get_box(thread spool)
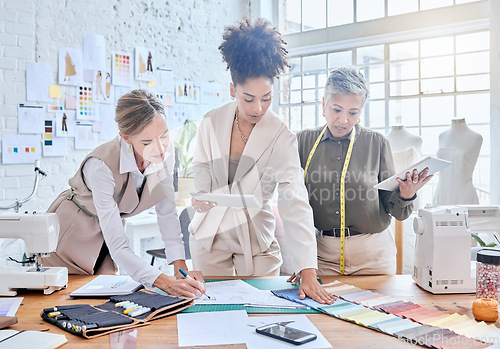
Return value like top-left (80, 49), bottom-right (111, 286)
top-left (472, 298), bottom-right (499, 322)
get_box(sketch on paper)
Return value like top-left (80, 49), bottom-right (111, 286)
top-left (55, 110), bottom-right (76, 138)
top-left (92, 69), bottom-right (113, 104)
top-left (135, 47), bottom-right (155, 82)
top-left (175, 80), bottom-right (200, 104)
top-left (58, 47), bottom-right (83, 86)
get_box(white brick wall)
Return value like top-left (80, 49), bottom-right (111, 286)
top-left (0, 0), bottom-right (250, 213)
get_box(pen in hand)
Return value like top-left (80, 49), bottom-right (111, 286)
top-left (179, 268), bottom-right (211, 299)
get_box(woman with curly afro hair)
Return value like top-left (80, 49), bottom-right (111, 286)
top-left (188, 18), bottom-right (334, 305)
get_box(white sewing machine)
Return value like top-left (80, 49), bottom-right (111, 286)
top-left (0, 212), bottom-right (68, 296)
top-left (413, 205), bottom-right (500, 294)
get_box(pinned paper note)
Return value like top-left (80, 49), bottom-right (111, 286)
top-left (18, 104), bottom-right (44, 134)
top-left (75, 121), bottom-right (98, 149)
top-left (42, 119), bottom-right (67, 157)
top-left (26, 62), bottom-right (52, 103)
top-left (65, 96), bottom-right (76, 110)
top-left (47, 105), bottom-right (63, 112)
top-left (49, 85), bottom-right (61, 98)
top-left (147, 79), bottom-right (157, 87)
top-left (135, 47), bottom-right (155, 82)
top-left (112, 51), bottom-right (132, 87)
top-left (2, 135), bottom-right (41, 164)
top-left (58, 47), bottom-right (83, 86)
top-left (55, 110), bottom-right (76, 138)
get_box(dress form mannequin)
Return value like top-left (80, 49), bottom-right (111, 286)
top-left (386, 125), bottom-right (423, 172)
top-left (433, 117), bottom-right (482, 205)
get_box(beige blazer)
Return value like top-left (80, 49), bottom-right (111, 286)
top-left (43, 137), bottom-right (165, 274)
top-left (189, 101), bottom-right (317, 274)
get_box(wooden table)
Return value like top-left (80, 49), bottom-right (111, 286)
top-left (5, 275), bottom-right (488, 348)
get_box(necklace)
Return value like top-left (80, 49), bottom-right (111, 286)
top-left (235, 108), bottom-right (249, 143)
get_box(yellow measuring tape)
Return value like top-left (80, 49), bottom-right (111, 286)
top-left (304, 125), bottom-right (356, 275)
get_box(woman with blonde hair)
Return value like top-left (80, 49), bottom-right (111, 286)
top-left (43, 89), bottom-right (206, 298)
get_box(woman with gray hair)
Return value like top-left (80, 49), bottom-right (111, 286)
top-left (294, 67), bottom-right (432, 276)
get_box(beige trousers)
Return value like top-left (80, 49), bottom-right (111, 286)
top-left (316, 228), bottom-right (396, 275)
top-left (190, 229), bottom-right (282, 277)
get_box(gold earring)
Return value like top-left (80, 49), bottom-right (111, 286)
top-left (128, 143), bottom-right (133, 153)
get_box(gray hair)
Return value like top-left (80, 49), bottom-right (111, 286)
top-left (324, 67), bottom-right (369, 104)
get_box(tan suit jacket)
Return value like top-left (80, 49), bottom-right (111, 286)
top-left (43, 137), bottom-right (165, 274)
top-left (189, 101), bottom-right (317, 274)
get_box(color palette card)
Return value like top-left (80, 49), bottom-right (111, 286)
top-left (76, 82), bottom-right (99, 121)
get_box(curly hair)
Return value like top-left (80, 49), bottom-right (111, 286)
top-left (219, 18), bottom-right (289, 85)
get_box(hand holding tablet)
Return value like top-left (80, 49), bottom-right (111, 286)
top-left (191, 192), bottom-right (262, 209)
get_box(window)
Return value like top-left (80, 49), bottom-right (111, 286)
top-left (279, 0), bottom-right (481, 34)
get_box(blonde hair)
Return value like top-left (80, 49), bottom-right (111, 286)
top-left (115, 89), bottom-right (165, 137)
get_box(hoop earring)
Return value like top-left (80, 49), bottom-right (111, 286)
top-left (128, 143), bottom-right (133, 153)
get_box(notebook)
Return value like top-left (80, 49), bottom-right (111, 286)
top-left (0, 330), bottom-right (67, 349)
top-left (70, 275), bottom-right (142, 297)
top-left (374, 156), bottom-right (451, 191)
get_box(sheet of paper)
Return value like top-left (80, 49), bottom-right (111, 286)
top-left (42, 118), bottom-right (68, 157)
top-left (26, 62), bottom-right (52, 103)
top-left (156, 68), bottom-right (175, 93)
top-left (177, 310), bottom-right (248, 347)
top-left (2, 134), bottom-right (41, 164)
top-left (135, 47), bottom-right (155, 82)
top-left (175, 80), bottom-right (200, 104)
top-left (18, 104), bottom-right (44, 134)
top-left (0, 298), bottom-right (23, 316)
top-left (98, 103), bottom-right (119, 141)
top-left (76, 82), bottom-right (99, 121)
top-left (65, 96), bottom-right (76, 110)
top-left (112, 51), bottom-right (132, 87)
top-left (49, 85), bottom-right (61, 98)
top-left (47, 105), bottom-right (63, 112)
top-left (194, 280), bottom-right (261, 305)
top-left (245, 290), bottom-right (308, 309)
top-left (83, 33), bottom-right (106, 70)
top-left (74, 121), bottom-right (98, 150)
top-left (58, 47), bottom-right (83, 86)
top-left (55, 110), bottom-right (76, 138)
top-left (200, 82), bottom-right (224, 105)
top-left (92, 69), bottom-right (113, 104)
top-left (244, 315), bottom-right (332, 349)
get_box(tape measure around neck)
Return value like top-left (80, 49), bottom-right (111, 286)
top-left (304, 125), bottom-right (356, 275)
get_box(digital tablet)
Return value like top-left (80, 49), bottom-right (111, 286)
top-left (191, 192), bottom-right (262, 208)
top-left (374, 156), bottom-right (451, 191)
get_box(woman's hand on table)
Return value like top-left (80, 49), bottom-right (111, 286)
top-left (292, 269), bottom-right (335, 304)
top-left (397, 167), bottom-right (433, 199)
top-left (191, 190), bottom-right (216, 213)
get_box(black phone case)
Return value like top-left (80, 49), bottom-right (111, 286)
top-left (256, 326), bottom-right (317, 346)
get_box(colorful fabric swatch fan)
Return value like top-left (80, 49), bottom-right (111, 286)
top-left (274, 281), bottom-right (499, 348)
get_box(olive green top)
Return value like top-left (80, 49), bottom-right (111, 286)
top-left (296, 124), bottom-right (415, 234)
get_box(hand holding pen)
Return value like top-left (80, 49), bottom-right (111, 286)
top-left (179, 268), bottom-right (211, 299)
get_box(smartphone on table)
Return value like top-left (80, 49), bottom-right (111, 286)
top-left (255, 323), bottom-right (317, 345)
